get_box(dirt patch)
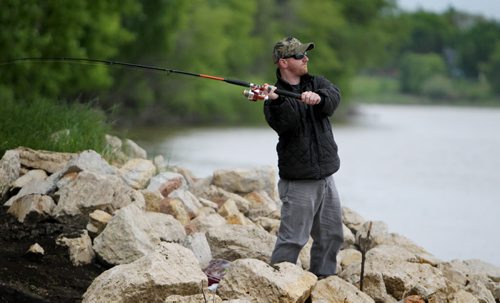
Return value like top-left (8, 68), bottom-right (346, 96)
top-left (0, 207), bottom-right (106, 303)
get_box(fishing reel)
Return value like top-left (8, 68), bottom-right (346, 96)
top-left (243, 84), bottom-right (275, 102)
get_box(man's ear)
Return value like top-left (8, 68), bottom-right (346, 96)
top-left (277, 59), bottom-right (288, 69)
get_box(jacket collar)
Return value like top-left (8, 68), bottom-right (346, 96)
top-left (275, 68), bottom-right (313, 90)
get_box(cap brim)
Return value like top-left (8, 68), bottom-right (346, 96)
top-left (305, 42), bottom-right (314, 51)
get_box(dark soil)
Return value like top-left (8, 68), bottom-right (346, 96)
top-left (0, 206), bottom-right (106, 303)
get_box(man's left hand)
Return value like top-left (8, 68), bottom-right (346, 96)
top-left (301, 91), bottom-right (321, 105)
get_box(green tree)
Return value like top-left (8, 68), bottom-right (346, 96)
top-left (104, 0), bottom-right (190, 116)
top-left (400, 11), bottom-right (456, 54)
top-left (0, 0), bottom-right (139, 101)
top-left (457, 20), bottom-right (500, 79)
top-left (399, 52), bottom-right (446, 94)
top-left (485, 42), bottom-right (500, 95)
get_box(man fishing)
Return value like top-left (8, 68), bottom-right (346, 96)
top-left (262, 36), bottom-right (344, 279)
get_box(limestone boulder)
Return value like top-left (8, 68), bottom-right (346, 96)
top-left (4, 169), bottom-right (62, 207)
top-left (53, 171), bottom-right (141, 217)
top-left (146, 172), bottom-right (187, 197)
top-left (0, 150), bottom-right (21, 199)
top-left (342, 206), bottom-right (366, 234)
top-left (196, 185), bottom-right (251, 214)
top-left (7, 194), bottom-right (55, 223)
top-left (16, 147), bottom-right (76, 174)
top-left (82, 242), bottom-right (207, 303)
top-left (164, 294), bottom-right (222, 303)
top-left (56, 230), bottom-right (95, 266)
top-left (311, 276), bottom-right (375, 303)
top-left (86, 209), bottom-right (113, 235)
top-left (212, 166), bottom-right (279, 201)
top-left (119, 158), bottom-right (156, 189)
top-left (123, 138), bottom-right (147, 159)
top-left (218, 199), bottom-right (253, 225)
top-left (188, 212), bottom-right (227, 233)
top-left (355, 221), bottom-right (389, 251)
top-left (381, 233), bottom-right (440, 265)
top-left (340, 254), bottom-right (448, 301)
top-left (217, 259), bottom-right (317, 303)
top-left (62, 150), bottom-right (116, 176)
top-left (168, 189), bottom-right (203, 218)
top-left (183, 232), bottom-right (212, 269)
top-left (206, 224), bottom-right (276, 262)
top-left (342, 223), bottom-right (356, 249)
top-left (337, 248), bottom-right (362, 270)
top-left (93, 203), bottom-right (186, 265)
top-left (11, 169), bottom-right (47, 190)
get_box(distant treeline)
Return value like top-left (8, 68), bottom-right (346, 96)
top-left (1, 0), bottom-right (499, 125)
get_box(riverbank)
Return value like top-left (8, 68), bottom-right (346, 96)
top-left (1, 145), bottom-right (499, 302)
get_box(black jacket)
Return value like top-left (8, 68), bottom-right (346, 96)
top-left (264, 70), bottom-right (341, 180)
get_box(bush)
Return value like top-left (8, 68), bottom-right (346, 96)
top-left (399, 52), bottom-right (446, 94)
top-left (421, 75), bottom-right (457, 99)
top-left (0, 99), bottom-right (111, 157)
top-left (485, 42), bottom-right (500, 95)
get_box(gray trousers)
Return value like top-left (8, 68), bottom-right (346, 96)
top-left (270, 175), bottom-right (343, 276)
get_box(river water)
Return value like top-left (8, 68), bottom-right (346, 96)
top-left (135, 104), bottom-right (500, 266)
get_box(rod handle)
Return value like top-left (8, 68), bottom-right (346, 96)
top-left (275, 88), bottom-right (302, 99)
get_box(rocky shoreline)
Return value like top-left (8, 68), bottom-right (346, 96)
top-left (0, 138), bottom-right (499, 303)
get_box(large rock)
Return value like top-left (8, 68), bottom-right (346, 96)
top-left (188, 212), bottom-right (227, 233)
top-left (195, 185), bottom-right (251, 214)
top-left (212, 166), bottom-right (278, 201)
top-left (439, 259), bottom-right (499, 302)
top-left (56, 230), bottom-right (95, 266)
top-left (340, 251), bottom-right (448, 300)
top-left (311, 276), bottom-right (375, 303)
top-left (0, 150), bottom-right (21, 199)
top-left (16, 147), bottom-right (76, 173)
top-left (62, 150), bottom-right (116, 176)
top-left (165, 294), bottom-right (222, 303)
top-left (381, 233), bottom-right (440, 265)
top-left (123, 138), bottom-right (147, 159)
top-left (93, 203), bottom-right (186, 265)
top-left (355, 221), bottom-right (389, 251)
top-left (4, 169), bottom-right (62, 207)
top-left (183, 232), bottom-right (212, 269)
top-left (7, 194), bottom-right (55, 223)
top-left (119, 158), bottom-right (156, 189)
top-left (146, 172), bottom-right (187, 196)
top-left (11, 169), bottom-right (47, 190)
top-left (218, 199), bottom-right (253, 225)
top-left (87, 209), bottom-right (113, 235)
top-left (342, 206), bottom-right (366, 234)
top-left (53, 171), bottom-right (141, 217)
top-left (217, 259), bottom-right (317, 303)
top-left (168, 189), bottom-right (203, 217)
top-left (244, 190), bottom-right (281, 222)
top-left (206, 224), bottom-right (276, 262)
top-left (82, 242), bottom-right (207, 303)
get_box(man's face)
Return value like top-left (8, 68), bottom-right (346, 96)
top-left (284, 53), bottom-right (309, 76)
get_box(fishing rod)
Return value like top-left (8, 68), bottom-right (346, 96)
top-left (1, 57), bottom-right (302, 101)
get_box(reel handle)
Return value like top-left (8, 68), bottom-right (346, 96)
top-left (242, 85), bottom-right (302, 102)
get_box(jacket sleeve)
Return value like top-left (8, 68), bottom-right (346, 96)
top-left (314, 76), bottom-right (341, 117)
top-left (264, 97), bottom-right (300, 135)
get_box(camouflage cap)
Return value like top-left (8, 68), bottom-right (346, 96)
top-left (272, 36), bottom-right (315, 63)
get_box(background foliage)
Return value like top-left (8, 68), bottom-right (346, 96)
top-left (1, 0), bottom-right (499, 130)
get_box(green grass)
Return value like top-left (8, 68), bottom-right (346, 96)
top-left (0, 98), bottom-right (112, 158)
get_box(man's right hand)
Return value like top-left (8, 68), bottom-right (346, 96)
top-left (263, 83), bottom-right (279, 100)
